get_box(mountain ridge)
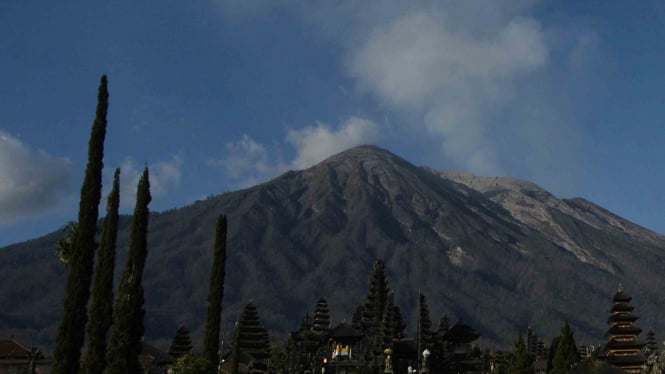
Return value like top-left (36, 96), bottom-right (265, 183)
top-left (436, 169), bottom-right (665, 273)
top-left (2, 145), bottom-right (664, 350)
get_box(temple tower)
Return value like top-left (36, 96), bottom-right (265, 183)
top-left (600, 284), bottom-right (646, 373)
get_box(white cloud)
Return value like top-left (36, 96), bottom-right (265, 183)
top-left (286, 117), bottom-right (379, 170)
top-left (208, 135), bottom-right (279, 188)
top-left (347, 6), bottom-right (550, 175)
top-left (0, 131), bottom-right (73, 225)
top-left (211, 117), bottom-right (380, 188)
top-left (152, 155), bottom-right (183, 194)
top-left (112, 155), bottom-right (183, 208)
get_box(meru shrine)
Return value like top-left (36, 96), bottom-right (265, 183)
top-left (598, 285), bottom-right (647, 373)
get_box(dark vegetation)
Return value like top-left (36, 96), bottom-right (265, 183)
top-left (81, 168), bottom-right (120, 374)
top-left (104, 167), bottom-right (151, 374)
top-left (52, 75), bottom-right (108, 374)
top-left (202, 215), bottom-right (228, 370)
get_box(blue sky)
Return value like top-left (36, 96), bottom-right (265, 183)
top-left (1, 1), bottom-right (664, 247)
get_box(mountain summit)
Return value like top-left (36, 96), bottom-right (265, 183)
top-left (2, 145), bottom-right (665, 348)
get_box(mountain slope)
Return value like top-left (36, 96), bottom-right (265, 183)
top-left (2, 145), bottom-right (665, 349)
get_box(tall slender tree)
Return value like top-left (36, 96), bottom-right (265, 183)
top-left (81, 169), bottom-right (120, 374)
top-left (417, 292), bottom-right (433, 358)
top-left (52, 75), bottom-right (109, 374)
top-left (550, 321), bottom-right (578, 374)
top-left (507, 330), bottom-right (533, 374)
top-left (104, 168), bottom-right (151, 374)
top-left (202, 214), bottom-right (228, 370)
top-left (230, 321), bottom-right (240, 374)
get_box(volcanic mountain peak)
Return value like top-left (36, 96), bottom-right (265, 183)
top-left (3, 144), bottom-right (665, 349)
top-left (293, 146), bottom-right (661, 271)
top-left (306, 145), bottom-right (417, 181)
top-left (296, 145), bottom-right (441, 206)
top-left (318, 144), bottom-right (397, 163)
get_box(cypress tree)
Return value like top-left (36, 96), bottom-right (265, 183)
top-left (202, 214), bottom-right (228, 370)
top-left (506, 330), bottom-right (533, 374)
top-left (81, 168), bottom-right (120, 374)
top-left (52, 75), bottom-right (109, 374)
top-left (417, 292), bottom-right (433, 356)
top-left (104, 168), bottom-right (151, 374)
top-left (169, 325), bottom-right (194, 359)
top-left (546, 336), bottom-right (560, 372)
top-left (550, 321), bottom-right (578, 374)
top-left (230, 321), bottom-right (240, 374)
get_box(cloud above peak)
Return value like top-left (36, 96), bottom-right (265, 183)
top-left (323, 1), bottom-right (584, 192)
top-left (213, 0), bottom-right (588, 193)
top-left (286, 117), bottom-right (379, 170)
top-left (345, 6), bottom-right (555, 176)
top-left (211, 117), bottom-right (380, 188)
top-left (209, 135), bottom-right (277, 188)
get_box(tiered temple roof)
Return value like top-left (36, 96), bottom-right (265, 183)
top-left (600, 284), bottom-right (646, 373)
top-left (442, 321), bottom-right (481, 345)
top-left (329, 322), bottom-right (364, 343)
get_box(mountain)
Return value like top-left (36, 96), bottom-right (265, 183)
top-left (2, 145), bottom-right (665, 350)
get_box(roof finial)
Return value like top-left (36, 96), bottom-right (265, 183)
top-left (618, 283), bottom-right (624, 293)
